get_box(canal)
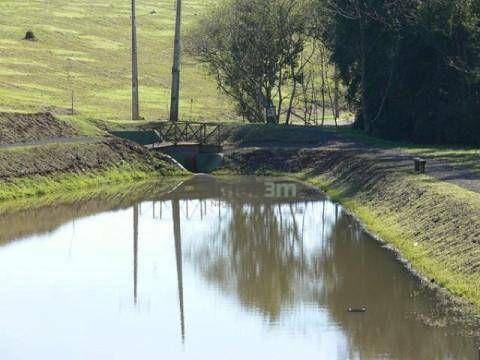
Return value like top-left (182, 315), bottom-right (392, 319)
top-left (0, 176), bottom-right (475, 359)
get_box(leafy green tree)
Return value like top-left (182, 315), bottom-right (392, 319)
top-left (323, 0), bottom-right (480, 144)
top-left (187, 0), bottom-right (310, 123)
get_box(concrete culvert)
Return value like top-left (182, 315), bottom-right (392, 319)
top-left (23, 30), bottom-right (37, 41)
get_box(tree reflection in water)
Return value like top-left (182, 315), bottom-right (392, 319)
top-left (0, 175), bottom-right (473, 359)
top-left (180, 178), bottom-right (473, 360)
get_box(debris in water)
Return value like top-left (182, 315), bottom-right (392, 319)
top-left (347, 307), bottom-right (367, 313)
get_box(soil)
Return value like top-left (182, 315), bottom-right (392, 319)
top-left (0, 137), bottom-right (177, 180)
top-left (0, 112), bottom-right (180, 180)
top-left (0, 112), bottom-right (79, 144)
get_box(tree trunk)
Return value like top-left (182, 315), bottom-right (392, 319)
top-left (286, 66), bottom-right (297, 125)
top-left (358, 11), bottom-right (370, 132)
top-left (277, 71), bottom-right (284, 123)
top-left (320, 48), bottom-right (326, 126)
top-left (334, 65), bottom-right (340, 126)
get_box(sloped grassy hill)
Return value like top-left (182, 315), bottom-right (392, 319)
top-left (0, 0), bottom-right (235, 121)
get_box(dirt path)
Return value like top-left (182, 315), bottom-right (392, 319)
top-left (0, 136), bottom-right (102, 150)
top-left (228, 131), bottom-right (480, 194)
top-left (418, 156), bottom-right (480, 193)
top-left (368, 145), bottom-right (480, 194)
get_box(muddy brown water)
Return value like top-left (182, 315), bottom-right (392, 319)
top-left (0, 176), bottom-right (476, 359)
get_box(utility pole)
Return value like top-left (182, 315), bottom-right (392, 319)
top-left (131, 0), bottom-right (140, 120)
top-left (169, 0), bottom-right (182, 122)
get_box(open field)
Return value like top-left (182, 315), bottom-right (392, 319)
top-left (0, 0), bottom-right (237, 122)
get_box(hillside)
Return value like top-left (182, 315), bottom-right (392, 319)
top-left (0, 0), bottom-right (236, 122)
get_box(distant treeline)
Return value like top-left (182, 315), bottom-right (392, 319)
top-left (190, 0), bottom-right (480, 144)
top-left (326, 0), bottom-right (480, 144)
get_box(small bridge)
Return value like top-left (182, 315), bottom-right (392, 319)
top-left (150, 121), bottom-right (224, 147)
top-left (111, 121), bottom-right (225, 173)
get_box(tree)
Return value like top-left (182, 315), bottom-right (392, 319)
top-left (187, 0), bottom-right (310, 123)
top-left (322, 0), bottom-right (480, 144)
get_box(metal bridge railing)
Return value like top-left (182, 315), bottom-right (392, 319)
top-left (153, 121), bottom-right (223, 146)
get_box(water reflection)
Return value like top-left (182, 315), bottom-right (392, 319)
top-left (0, 176), bottom-right (476, 359)
top-left (133, 205), bottom-right (139, 305)
top-left (133, 199), bottom-right (186, 342)
top-left (172, 199), bottom-right (186, 343)
top-left (185, 192), bottom-right (473, 359)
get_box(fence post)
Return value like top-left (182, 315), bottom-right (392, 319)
top-left (216, 125), bottom-right (221, 146)
top-left (174, 123), bottom-right (179, 145)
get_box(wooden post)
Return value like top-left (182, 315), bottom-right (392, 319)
top-left (70, 90), bottom-right (74, 115)
top-left (174, 123), bottom-right (179, 145)
top-left (131, 0), bottom-right (140, 120)
top-left (169, 0), bottom-right (182, 122)
top-left (184, 123), bottom-right (188, 142)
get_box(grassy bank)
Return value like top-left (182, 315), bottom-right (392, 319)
top-left (220, 146), bottom-right (480, 320)
top-left (305, 173), bottom-right (480, 308)
top-left (0, 112), bottom-right (185, 202)
top-left (0, 0), bottom-right (236, 122)
top-left (0, 161), bottom-right (182, 202)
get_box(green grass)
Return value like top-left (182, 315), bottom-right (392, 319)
top-left (57, 115), bottom-right (105, 136)
top-left (0, 0), bottom-right (237, 122)
top-left (0, 161), bottom-right (183, 202)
